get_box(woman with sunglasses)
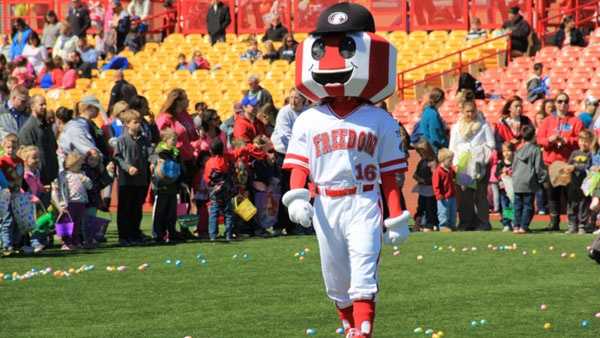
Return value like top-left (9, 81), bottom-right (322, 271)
top-left (536, 92), bottom-right (584, 231)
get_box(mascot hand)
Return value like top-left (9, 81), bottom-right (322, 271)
top-left (282, 189), bottom-right (314, 228)
top-left (383, 210), bottom-right (410, 245)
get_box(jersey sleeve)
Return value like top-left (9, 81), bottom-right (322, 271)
top-left (282, 116), bottom-right (309, 172)
top-left (378, 115), bottom-right (408, 175)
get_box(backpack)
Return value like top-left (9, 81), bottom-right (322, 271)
top-left (409, 121), bottom-right (422, 145)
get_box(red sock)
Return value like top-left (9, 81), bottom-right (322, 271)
top-left (336, 305), bottom-right (355, 334)
top-left (353, 300), bottom-right (375, 338)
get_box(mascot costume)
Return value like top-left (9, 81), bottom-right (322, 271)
top-left (281, 3), bottom-right (410, 338)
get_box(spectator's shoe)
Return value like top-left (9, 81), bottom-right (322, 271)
top-left (578, 228), bottom-right (587, 235)
top-left (439, 227), bottom-right (453, 233)
top-left (21, 246), bottom-right (33, 255)
top-left (565, 227), bottom-right (577, 234)
top-left (271, 229), bottom-right (283, 237)
top-left (545, 216), bottom-right (561, 231)
top-left (225, 234), bottom-right (233, 242)
top-left (118, 239), bottom-right (130, 247)
top-left (503, 226), bottom-right (511, 232)
top-left (60, 244), bottom-right (73, 251)
top-left (33, 243), bottom-right (45, 253)
top-left (254, 228), bottom-right (271, 238)
top-left (2, 247), bottom-right (14, 256)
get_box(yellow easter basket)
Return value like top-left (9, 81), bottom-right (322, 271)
top-left (232, 195), bottom-right (257, 222)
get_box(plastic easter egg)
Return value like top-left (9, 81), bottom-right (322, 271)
top-left (393, 251), bottom-right (400, 256)
top-left (522, 251), bottom-right (528, 255)
top-left (569, 253), bottom-right (576, 259)
top-left (304, 248), bottom-right (310, 252)
top-left (471, 247), bottom-right (477, 251)
top-left (540, 304), bottom-right (547, 311)
top-left (437, 331), bottom-right (444, 337)
top-left (299, 256), bottom-right (305, 261)
top-left (595, 312), bottom-right (600, 318)
top-left (165, 259), bottom-right (172, 264)
top-left (117, 266), bottom-right (126, 272)
top-left (294, 252), bottom-right (300, 257)
top-left (413, 327), bottom-right (423, 334)
top-left (532, 250), bottom-right (537, 255)
top-left (305, 328), bottom-right (317, 336)
top-left (299, 251), bottom-right (305, 257)
top-left (175, 260), bottom-right (182, 267)
top-left (432, 334), bottom-right (439, 338)
top-left (581, 320), bottom-right (590, 328)
top-left (549, 246), bottom-right (555, 251)
top-left (416, 255), bottom-right (423, 262)
top-left (451, 248), bottom-right (456, 252)
top-left (480, 319), bottom-right (487, 325)
top-left (424, 329), bottom-right (434, 336)
top-left (242, 253), bottom-right (250, 260)
top-left (336, 327), bottom-right (344, 335)
top-left (393, 246), bottom-right (399, 251)
top-left (544, 322), bottom-right (552, 330)
top-left (433, 245), bottom-right (438, 250)
top-left (560, 252), bottom-right (567, 258)
top-left (199, 259), bottom-right (208, 265)
top-left (470, 320), bottom-right (478, 327)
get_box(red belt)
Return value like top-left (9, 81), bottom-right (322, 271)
top-left (316, 184), bottom-right (375, 197)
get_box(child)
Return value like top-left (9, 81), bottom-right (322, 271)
top-left (11, 56), bottom-right (34, 88)
top-left (240, 40), bottom-right (262, 62)
top-left (20, 146), bottom-right (49, 252)
top-left (175, 53), bottom-right (188, 71)
top-left (204, 139), bottom-right (236, 241)
top-left (151, 128), bottom-right (181, 244)
top-left (432, 148), bottom-right (456, 232)
top-left (512, 125), bottom-right (548, 234)
top-left (0, 134), bottom-right (37, 254)
top-left (193, 151), bottom-right (210, 238)
top-left (412, 139), bottom-right (438, 232)
top-left (526, 63), bottom-right (550, 103)
top-left (82, 149), bottom-right (112, 245)
top-left (188, 50), bottom-right (211, 72)
top-left (52, 152), bottom-right (93, 250)
top-left (114, 109), bottom-right (151, 246)
top-left (566, 129), bottom-right (594, 234)
top-left (497, 142), bottom-right (515, 232)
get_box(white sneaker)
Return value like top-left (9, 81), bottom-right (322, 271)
top-left (502, 226), bottom-right (511, 232)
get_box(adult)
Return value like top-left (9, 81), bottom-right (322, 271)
top-left (494, 96), bottom-right (533, 148)
top-left (233, 96), bottom-right (266, 144)
top-left (18, 95), bottom-right (59, 190)
top-left (262, 41), bottom-right (279, 62)
top-left (194, 108), bottom-right (227, 153)
top-left (244, 75), bottom-right (274, 108)
top-left (58, 96), bottom-right (108, 161)
top-left (261, 15), bottom-right (289, 42)
top-left (536, 92), bottom-right (584, 231)
top-left (457, 72), bottom-right (485, 99)
top-left (109, 0), bottom-right (131, 53)
top-left (155, 88), bottom-right (199, 180)
top-left (21, 32), bottom-right (48, 75)
top-left (206, 0), bottom-right (231, 45)
top-left (578, 95), bottom-right (598, 129)
top-left (449, 100), bottom-right (495, 231)
top-left (0, 85), bottom-right (30, 139)
top-left (270, 88), bottom-right (307, 236)
top-left (108, 70), bottom-right (137, 111)
top-left (52, 22), bottom-right (79, 61)
top-left (552, 15), bottom-right (585, 48)
top-left (10, 18), bottom-right (32, 61)
top-left (416, 88), bottom-right (448, 153)
top-left (68, 0), bottom-right (91, 39)
top-left (502, 6), bottom-right (531, 57)
top-left (278, 34), bottom-right (298, 62)
top-left (42, 11), bottom-right (62, 50)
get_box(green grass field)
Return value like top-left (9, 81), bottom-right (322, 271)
top-left (1, 215), bottom-right (600, 338)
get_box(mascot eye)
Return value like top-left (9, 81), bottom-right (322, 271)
top-left (311, 39), bottom-right (325, 60)
top-left (339, 37), bottom-right (356, 59)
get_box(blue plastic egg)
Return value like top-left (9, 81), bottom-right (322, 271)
top-left (335, 327), bottom-right (344, 335)
top-left (305, 328), bottom-right (316, 336)
top-left (581, 320), bottom-right (590, 328)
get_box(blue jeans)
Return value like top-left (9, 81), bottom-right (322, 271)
top-left (535, 189), bottom-right (547, 213)
top-left (437, 197), bottom-right (456, 230)
top-left (0, 202), bottom-right (15, 249)
top-left (514, 193), bottom-right (534, 230)
top-left (208, 197), bottom-right (234, 240)
top-left (500, 190), bottom-right (512, 229)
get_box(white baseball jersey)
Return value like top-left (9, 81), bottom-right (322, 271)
top-left (282, 104), bottom-right (408, 185)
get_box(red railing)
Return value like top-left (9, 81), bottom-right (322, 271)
top-left (538, 0), bottom-right (600, 47)
top-left (396, 34), bottom-right (511, 100)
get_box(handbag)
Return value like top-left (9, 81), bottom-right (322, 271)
top-left (55, 212), bottom-right (74, 237)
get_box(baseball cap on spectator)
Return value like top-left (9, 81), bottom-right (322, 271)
top-left (80, 95), bottom-right (105, 113)
top-left (241, 96), bottom-right (258, 107)
top-left (585, 95), bottom-right (599, 106)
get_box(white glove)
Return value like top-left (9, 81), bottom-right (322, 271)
top-left (282, 188), bottom-right (314, 228)
top-left (383, 210), bottom-right (411, 245)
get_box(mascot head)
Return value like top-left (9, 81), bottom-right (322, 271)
top-left (295, 2), bottom-right (397, 104)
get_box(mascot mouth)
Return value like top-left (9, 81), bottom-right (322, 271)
top-left (311, 67), bottom-right (353, 86)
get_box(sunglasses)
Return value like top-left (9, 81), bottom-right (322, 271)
top-left (556, 100), bottom-right (569, 104)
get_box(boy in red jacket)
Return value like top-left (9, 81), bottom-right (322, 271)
top-left (433, 148), bottom-right (456, 231)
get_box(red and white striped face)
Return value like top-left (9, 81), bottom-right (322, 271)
top-left (295, 32), bottom-right (396, 103)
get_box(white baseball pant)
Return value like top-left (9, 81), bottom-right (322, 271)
top-left (312, 189), bottom-right (382, 307)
